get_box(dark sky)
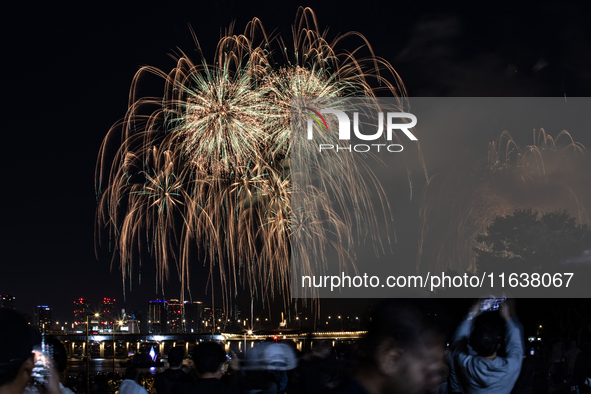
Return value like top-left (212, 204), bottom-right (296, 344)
top-left (2, 0), bottom-right (590, 323)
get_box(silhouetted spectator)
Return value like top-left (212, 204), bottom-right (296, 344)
top-left (154, 347), bottom-right (192, 394)
top-left (119, 368), bottom-right (148, 394)
top-left (565, 340), bottom-right (581, 377)
top-left (1, 309), bottom-right (35, 394)
top-left (573, 333), bottom-right (591, 394)
top-left (332, 300), bottom-right (445, 394)
top-left (239, 341), bottom-right (298, 394)
top-left (299, 340), bottom-right (338, 393)
top-left (0, 309), bottom-right (60, 394)
top-left (44, 336), bottom-right (74, 394)
top-left (176, 342), bottom-right (238, 394)
top-left (549, 337), bottom-right (565, 384)
top-left (451, 300), bottom-right (523, 394)
top-left (510, 350), bottom-right (535, 394)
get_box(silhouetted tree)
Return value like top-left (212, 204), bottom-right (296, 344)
top-left (473, 208), bottom-right (587, 273)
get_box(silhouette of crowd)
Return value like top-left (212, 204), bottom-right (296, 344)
top-left (2, 300), bottom-right (590, 394)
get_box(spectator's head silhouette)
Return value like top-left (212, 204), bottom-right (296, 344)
top-left (470, 322), bottom-right (502, 357)
top-left (167, 347), bottom-right (185, 368)
top-left (0, 309), bottom-right (34, 394)
top-left (124, 367), bottom-right (139, 382)
top-left (45, 336), bottom-right (68, 374)
top-left (192, 342), bottom-right (226, 379)
top-left (355, 300), bottom-right (445, 394)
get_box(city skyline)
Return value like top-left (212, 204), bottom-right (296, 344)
top-left (1, 292), bottom-right (369, 335)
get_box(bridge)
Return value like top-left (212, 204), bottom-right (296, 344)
top-left (54, 331), bottom-right (366, 358)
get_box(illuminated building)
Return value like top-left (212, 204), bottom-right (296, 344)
top-left (73, 298), bottom-right (91, 332)
top-left (99, 298), bottom-right (116, 333)
top-left (147, 299), bottom-right (167, 334)
top-left (34, 305), bottom-right (52, 334)
top-left (167, 299), bottom-right (184, 333)
top-left (201, 305), bottom-right (224, 331)
top-left (232, 305), bottom-right (241, 321)
top-left (120, 309), bottom-right (142, 333)
top-left (183, 301), bottom-right (203, 333)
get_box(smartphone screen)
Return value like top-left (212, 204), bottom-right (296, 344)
top-left (31, 348), bottom-right (50, 386)
top-left (480, 298), bottom-right (506, 312)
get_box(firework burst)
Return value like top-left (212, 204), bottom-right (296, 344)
top-left (95, 7), bottom-right (405, 310)
top-left (418, 128), bottom-right (589, 274)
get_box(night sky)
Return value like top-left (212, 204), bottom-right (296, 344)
top-left (3, 0), bottom-right (590, 324)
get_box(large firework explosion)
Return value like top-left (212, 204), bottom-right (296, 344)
top-left (95, 8), bottom-right (405, 310)
top-left (418, 128), bottom-right (589, 274)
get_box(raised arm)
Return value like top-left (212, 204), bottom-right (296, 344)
top-left (500, 303), bottom-right (524, 364)
top-left (452, 301), bottom-right (482, 346)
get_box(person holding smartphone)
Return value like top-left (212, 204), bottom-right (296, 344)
top-left (0, 309), bottom-right (60, 394)
top-left (450, 299), bottom-right (524, 394)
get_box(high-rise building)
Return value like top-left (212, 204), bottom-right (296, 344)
top-left (201, 305), bottom-right (224, 331)
top-left (184, 301), bottom-right (203, 333)
top-left (1, 295), bottom-right (15, 309)
top-left (99, 298), bottom-right (116, 333)
top-left (167, 299), bottom-right (184, 333)
top-left (147, 300), bottom-right (167, 334)
top-left (34, 306), bottom-right (52, 334)
top-left (232, 305), bottom-right (241, 321)
top-left (73, 298), bottom-right (91, 332)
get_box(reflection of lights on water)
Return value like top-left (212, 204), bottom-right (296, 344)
top-left (149, 367), bottom-right (156, 373)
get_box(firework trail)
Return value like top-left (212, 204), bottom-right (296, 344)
top-left (95, 7), bottom-right (406, 310)
top-left (418, 128), bottom-right (589, 274)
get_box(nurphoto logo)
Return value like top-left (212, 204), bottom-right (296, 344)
top-left (304, 107), bottom-right (418, 153)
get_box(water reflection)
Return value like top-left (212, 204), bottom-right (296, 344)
top-left (67, 358), bottom-right (167, 375)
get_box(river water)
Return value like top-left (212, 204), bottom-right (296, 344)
top-left (67, 358), bottom-right (168, 375)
